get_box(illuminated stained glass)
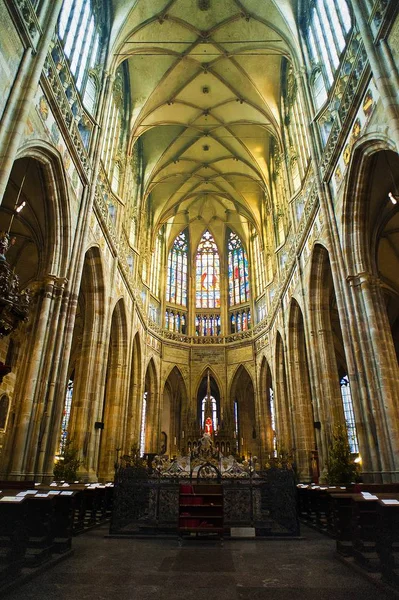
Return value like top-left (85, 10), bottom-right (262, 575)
top-left (195, 314), bottom-right (220, 336)
top-left (195, 231), bottom-right (220, 309)
top-left (228, 231), bottom-right (249, 306)
top-left (166, 230), bottom-right (188, 306)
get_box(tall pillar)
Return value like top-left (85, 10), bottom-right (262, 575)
top-left (348, 273), bottom-right (399, 481)
top-left (349, 0), bottom-right (399, 148)
top-left (0, 0), bottom-right (63, 202)
top-left (4, 275), bottom-right (61, 479)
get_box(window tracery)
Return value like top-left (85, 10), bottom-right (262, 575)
top-left (166, 230), bottom-right (188, 307)
top-left (305, 0), bottom-right (352, 107)
top-left (58, 0), bottom-right (104, 110)
top-left (228, 230), bottom-right (249, 306)
top-left (340, 375), bottom-right (359, 453)
top-left (252, 232), bottom-right (265, 298)
top-left (150, 230), bottom-right (163, 299)
top-left (101, 68), bottom-right (126, 193)
top-left (196, 230), bottom-right (220, 309)
top-left (59, 378), bottom-right (74, 454)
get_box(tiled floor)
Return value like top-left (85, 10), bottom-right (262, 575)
top-left (3, 525), bottom-right (396, 600)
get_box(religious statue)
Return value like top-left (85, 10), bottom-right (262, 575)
top-left (205, 416), bottom-right (213, 436)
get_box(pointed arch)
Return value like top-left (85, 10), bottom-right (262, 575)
top-left (13, 143), bottom-right (72, 278)
top-left (259, 356), bottom-right (276, 457)
top-left (166, 228), bottom-right (189, 307)
top-left (141, 357), bottom-right (159, 455)
top-left (48, 245), bottom-right (106, 482)
top-left (287, 298), bottom-right (316, 481)
top-left (125, 332), bottom-right (143, 451)
top-left (230, 365), bottom-right (257, 457)
top-left (99, 298), bottom-right (129, 480)
top-left (195, 230), bottom-right (221, 309)
top-left (162, 366), bottom-right (188, 454)
top-left (227, 229), bottom-right (250, 306)
top-left (274, 332), bottom-right (292, 453)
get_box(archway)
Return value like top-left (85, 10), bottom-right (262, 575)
top-left (162, 367), bottom-right (187, 455)
top-left (230, 366), bottom-right (257, 459)
top-left (60, 246), bottom-right (106, 481)
top-left (342, 145), bottom-right (399, 480)
top-left (124, 332), bottom-right (142, 453)
top-left (0, 152), bottom-right (70, 479)
top-left (287, 299), bottom-right (317, 482)
top-left (308, 244), bottom-right (353, 472)
top-left (140, 358), bottom-right (158, 456)
top-left (275, 332), bottom-right (292, 454)
top-left (98, 299), bottom-right (129, 480)
top-left (259, 357), bottom-right (276, 460)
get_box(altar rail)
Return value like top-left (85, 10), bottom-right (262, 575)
top-left (110, 468), bottom-right (299, 537)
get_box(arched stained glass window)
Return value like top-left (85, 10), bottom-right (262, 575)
top-left (59, 378), bottom-right (74, 454)
top-left (150, 230), bottom-right (163, 298)
top-left (166, 230), bottom-right (188, 306)
top-left (201, 395), bottom-right (217, 432)
top-left (228, 231), bottom-right (249, 306)
top-left (305, 0), bottom-right (352, 103)
top-left (340, 375), bottom-right (359, 453)
top-left (196, 231), bottom-right (220, 309)
top-left (58, 0), bottom-right (104, 100)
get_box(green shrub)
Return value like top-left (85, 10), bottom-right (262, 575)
top-left (326, 425), bottom-right (359, 485)
top-left (54, 438), bottom-right (82, 482)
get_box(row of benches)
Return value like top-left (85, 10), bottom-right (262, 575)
top-left (0, 481), bottom-right (114, 587)
top-left (297, 483), bottom-right (399, 588)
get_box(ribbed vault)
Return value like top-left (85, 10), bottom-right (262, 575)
top-left (110, 0), bottom-right (300, 248)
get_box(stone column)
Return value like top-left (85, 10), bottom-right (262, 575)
top-left (40, 70), bottom-right (117, 482)
top-left (286, 320), bottom-right (316, 482)
top-left (348, 273), bottom-right (399, 481)
top-left (349, 0), bottom-right (399, 148)
top-left (0, 0), bottom-right (63, 202)
top-left (5, 275), bottom-right (60, 479)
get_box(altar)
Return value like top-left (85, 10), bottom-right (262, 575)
top-left (109, 435), bottom-right (299, 538)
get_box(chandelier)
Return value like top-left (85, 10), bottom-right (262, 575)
top-left (0, 232), bottom-right (30, 337)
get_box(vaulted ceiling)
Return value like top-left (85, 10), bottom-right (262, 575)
top-left (110, 0), bottom-right (301, 248)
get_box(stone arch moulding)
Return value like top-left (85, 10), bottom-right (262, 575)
top-left (342, 134), bottom-right (397, 276)
top-left (228, 363), bottom-right (254, 398)
top-left (163, 364), bottom-right (187, 389)
top-left (15, 141), bottom-right (73, 278)
top-left (194, 365), bottom-right (223, 401)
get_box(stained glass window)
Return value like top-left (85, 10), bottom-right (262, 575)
top-left (340, 375), bottom-right (359, 453)
top-left (306, 0), bottom-right (352, 103)
top-left (165, 310), bottom-right (187, 334)
top-left (252, 232), bottom-right (265, 297)
top-left (195, 231), bottom-right (220, 309)
top-left (59, 378), bottom-right (74, 454)
top-left (195, 314), bottom-right (221, 336)
top-left (228, 231), bottom-right (249, 306)
top-left (269, 387), bottom-right (277, 457)
top-left (201, 395), bottom-right (217, 431)
top-left (140, 391), bottom-right (147, 457)
top-left (166, 230), bottom-right (188, 306)
top-left (150, 231), bottom-right (163, 298)
top-left (230, 309), bottom-right (251, 333)
top-left (58, 0), bottom-right (102, 99)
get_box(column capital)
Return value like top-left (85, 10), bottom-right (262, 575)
top-left (347, 272), bottom-right (381, 288)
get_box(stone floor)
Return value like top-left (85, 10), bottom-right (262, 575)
top-left (3, 525), bottom-right (397, 600)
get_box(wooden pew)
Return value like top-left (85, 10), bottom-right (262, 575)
top-left (0, 493), bottom-right (28, 583)
top-left (375, 497), bottom-right (399, 587)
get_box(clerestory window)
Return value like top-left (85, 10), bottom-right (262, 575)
top-left (58, 0), bottom-right (105, 112)
top-left (305, 0), bottom-right (352, 109)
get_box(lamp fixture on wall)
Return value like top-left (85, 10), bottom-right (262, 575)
top-left (385, 150), bottom-right (399, 205)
